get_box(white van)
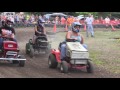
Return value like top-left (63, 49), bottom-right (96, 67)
top-left (1, 12), bottom-right (15, 18)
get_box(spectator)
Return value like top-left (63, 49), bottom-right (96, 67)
top-left (55, 16), bottom-right (59, 24)
top-left (61, 16), bottom-right (66, 25)
top-left (66, 16), bottom-right (74, 31)
top-left (85, 14), bottom-right (94, 37)
top-left (105, 16), bottom-right (110, 29)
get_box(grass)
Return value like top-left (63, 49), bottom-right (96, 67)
top-left (80, 29), bottom-right (120, 74)
top-left (89, 50), bottom-right (105, 66)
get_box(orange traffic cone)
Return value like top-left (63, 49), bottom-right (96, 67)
top-left (84, 24), bottom-right (86, 31)
top-left (111, 24), bottom-right (116, 31)
top-left (53, 23), bottom-right (56, 32)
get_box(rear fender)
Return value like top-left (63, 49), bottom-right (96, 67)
top-left (3, 41), bottom-right (18, 50)
top-left (51, 49), bottom-right (61, 63)
top-left (29, 39), bottom-right (33, 44)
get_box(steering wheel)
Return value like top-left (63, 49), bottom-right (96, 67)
top-left (66, 39), bottom-right (77, 42)
top-left (1, 36), bottom-right (14, 41)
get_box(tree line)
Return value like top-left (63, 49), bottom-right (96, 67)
top-left (26, 12), bottom-right (120, 18)
top-left (1, 12), bottom-right (120, 18)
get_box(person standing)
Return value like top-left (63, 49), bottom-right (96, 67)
top-left (105, 16), bottom-right (110, 29)
top-left (66, 16), bottom-right (74, 31)
top-left (61, 16), bottom-right (66, 25)
top-left (85, 14), bottom-right (94, 37)
top-left (55, 16), bottom-right (59, 25)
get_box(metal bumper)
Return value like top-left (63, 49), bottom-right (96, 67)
top-left (0, 58), bottom-right (26, 61)
top-left (70, 59), bottom-right (90, 64)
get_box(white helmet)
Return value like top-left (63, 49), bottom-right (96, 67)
top-left (72, 22), bottom-right (82, 33)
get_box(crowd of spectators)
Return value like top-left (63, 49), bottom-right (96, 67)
top-left (0, 12), bottom-right (120, 28)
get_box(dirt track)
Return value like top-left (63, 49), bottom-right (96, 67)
top-left (0, 27), bottom-right (119, 78)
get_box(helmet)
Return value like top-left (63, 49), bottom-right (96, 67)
top-left (6, 19), bottom-right (13, 27)
top-left (38, 18), bottom-right (45, 24)
top-left (2, 19), bottom-right (13, 27)
top-left (72, 22), bottom-right (82, 33)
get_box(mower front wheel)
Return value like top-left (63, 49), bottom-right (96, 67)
top-left (60, 61), bottom-right (68, 73)
top-left (86, 60), bottom-right (94, 73)
top-left (19, 60), bottom-right (25, 67)
top-left (12, 60), bottom-right (19, 64)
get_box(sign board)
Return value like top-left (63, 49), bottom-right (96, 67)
top-left (66, 42), bottom-right (88, 52)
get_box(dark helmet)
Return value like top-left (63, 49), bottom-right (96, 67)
top-left (72, 22), bottom-right (82, 33)
top-left (37, 18), bottom-right (45, 25)
top-left (6, 19), bottom-right (13, 24)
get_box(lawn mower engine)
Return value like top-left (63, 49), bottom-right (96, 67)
top-left (36, 36), bottom-right (48, 48)
top-left (66, 42), bottom-right (89, 65)
top-left (4, 41), bottom-right (18, 58)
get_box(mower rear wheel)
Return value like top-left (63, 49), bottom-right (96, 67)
top-left (30, 45), bottom-right (34, 58)
top-left (26, 43), bottom-right (30, 54)
top-left (48, 54), bottom-right (58, 68)
top-left (19, 55), bottom-right (25, 67)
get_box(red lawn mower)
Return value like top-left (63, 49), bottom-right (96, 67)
top-left (0, 36), bottom-right (26, 67)
top-left (48, 39), bottom-right (94, 73)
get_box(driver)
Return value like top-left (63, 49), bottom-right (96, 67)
top-left (60, 22), bottom-right (87, 61)
top-left (0, 19), bottom-right (17, 50)
top-left (33, 18), bottom-right (46, 44)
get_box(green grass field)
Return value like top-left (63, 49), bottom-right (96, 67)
top-left (84, 29), bottom-right (120, 74)
top-left (48, 27), bottom-right (120, 74)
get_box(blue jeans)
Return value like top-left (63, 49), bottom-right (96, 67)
top-left (60, 43), bottom-right (88, 60)
top-left (0, 38), bottom-right (3, 49)
top-left (86, 24), bottom-right (94, 37)
top-left (12, 38), bottom-right (17, 42)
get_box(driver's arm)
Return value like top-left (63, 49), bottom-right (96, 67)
top-left (79, 34), bottom-right (84, 44)
top-left (11, 28), bottom-right (15, 38)
top-left (2, 33), bottom-right (15, 39)
top-left (66, 31), bottom-right (77, 40)
top-left (0, 28), bottom-right (2, 37)
top-left (66, 31), bottom-right (71, 39)
top-left (34, 25), bottom-right (41, 34)
top-left (11, 33), bottom-right (15, 38)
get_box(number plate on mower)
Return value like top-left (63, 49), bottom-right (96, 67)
top-left (70, 60), bottom-right (87, 64)
top-left (8, 44), bottom-right (13, 47)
